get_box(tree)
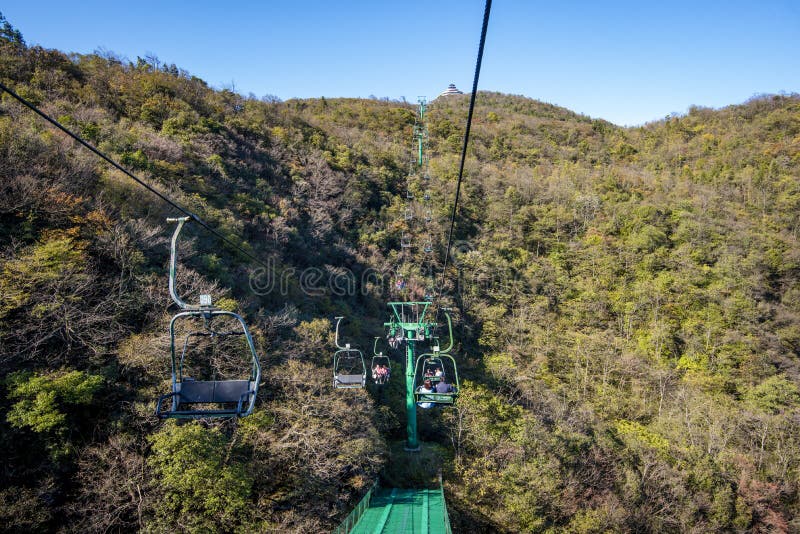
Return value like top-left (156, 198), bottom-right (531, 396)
top-left (147, 423), bottom-right (253, 531)
top-left (0, 11), bottom-right (25, 46)
top-left (5, 368), bottom-right (103, 458)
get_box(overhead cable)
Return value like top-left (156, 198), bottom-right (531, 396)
top-left (0, 80), bottom-right (270, 269)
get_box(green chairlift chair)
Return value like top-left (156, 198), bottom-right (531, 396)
top-left (414, 311), bottom-right (459, 407)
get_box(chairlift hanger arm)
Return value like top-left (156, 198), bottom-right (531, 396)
top-left (167, 217), bottom-right (217, 311)
top-left (168, 217), bottom-right (191, 309)
top-left (373, 337), bottom-right (384, 357)
top-left (334, 316), bottom-right (349, 350)
top-left (439, 310), bottom-right (454, 354)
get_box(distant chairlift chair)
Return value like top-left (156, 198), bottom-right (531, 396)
top-left (333, 317), bottom-right (367, 389)
top-left (424, 287), bottom-right (435, 302)
top-left (371, 337), bottom-right (392, 385)
top-left (155, 217), bottom-right (261, 419)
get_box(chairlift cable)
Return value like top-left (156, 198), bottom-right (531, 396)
top-left (437, 0), bottom-right (491, 298)
top-left (0, 80), bottom-right (271, 271)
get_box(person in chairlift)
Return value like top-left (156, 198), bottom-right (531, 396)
top-left (417, 379), bottom-right (434, 409)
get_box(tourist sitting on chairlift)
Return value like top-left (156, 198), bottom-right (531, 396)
top-left (417, 379), bottom-right (435, 409)
top-left (435, 379), bottom-right (454, 394)
top-left (387, 330), bottom-right (404, 349)
top-left (373, 363), bottom-right (390, 383)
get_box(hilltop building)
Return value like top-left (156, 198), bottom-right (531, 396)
top-left (437, 83), bottom-right (464, 98)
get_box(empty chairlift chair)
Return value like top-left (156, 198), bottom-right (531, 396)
top-left (333, 317), bottom-right (366, 389)
top-left (155, 217), bottom-right (261, 419)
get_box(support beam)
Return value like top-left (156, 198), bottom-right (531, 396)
top-left (405, 338), bottom-right (419, 451)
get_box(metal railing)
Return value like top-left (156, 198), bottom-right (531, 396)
top-left (440, 472), bottom-right (453, 534)
top-left (332, 480), bottom-right (379, 534)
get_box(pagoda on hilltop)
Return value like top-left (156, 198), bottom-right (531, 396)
top-left (437, 83), bottom-right (464, 98)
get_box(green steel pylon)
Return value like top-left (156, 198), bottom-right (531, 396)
top-left (416, 97), bottom-right (427, 167)
top-left (385, 301), bottom-right (436, 451)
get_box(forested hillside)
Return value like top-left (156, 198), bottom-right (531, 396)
top-left (2, 14), bottom-right (800, 532)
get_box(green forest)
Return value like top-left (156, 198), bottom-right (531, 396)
top-left (2, 13), bottom-right (800, 533)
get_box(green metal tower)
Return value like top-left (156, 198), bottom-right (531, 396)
top-left (416, 97), bottom-right (427, 166)
top-left (385, 301), bottom-right (436, 451)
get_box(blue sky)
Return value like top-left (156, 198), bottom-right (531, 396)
top-left (2, 1), bottom-right (798, 125)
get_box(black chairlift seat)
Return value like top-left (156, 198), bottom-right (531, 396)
top-left (156, 379), bottom-right (258, 418)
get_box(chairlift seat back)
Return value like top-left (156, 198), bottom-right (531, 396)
top-left (177, 379), bottom-right (255, 404)
top-left (335, 374), bottom-right (366, 388)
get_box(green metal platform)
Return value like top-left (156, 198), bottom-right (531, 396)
top-left (349, 487), bottom-right (450, 534)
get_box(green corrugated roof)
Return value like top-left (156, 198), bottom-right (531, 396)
top-left (349, 487), bottom-right (450, 534)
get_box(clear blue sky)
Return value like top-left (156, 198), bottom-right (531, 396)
top-left (3, 0), bottom-right (799, 125)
